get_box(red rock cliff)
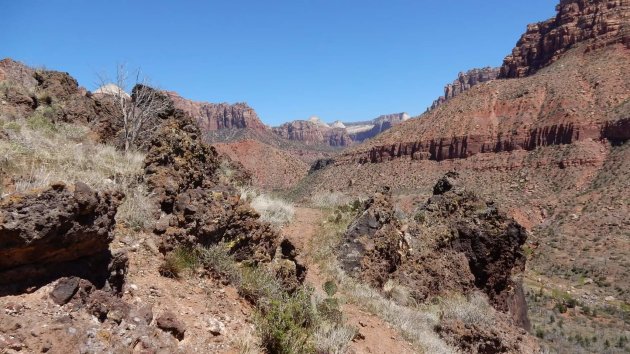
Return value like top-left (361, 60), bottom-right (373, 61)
top-left (272, 120), bottom-right (352, 147)
top-left (335, 0), bottom-right (629, 165)
top-left (500, 0), bottom-right (629, 78)
top-left (166, 92), bottom-right (267, 132)
top-left (429, 67), bottom-right (500, 111)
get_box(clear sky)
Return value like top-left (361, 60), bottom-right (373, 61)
top-left (1, 1), bottom-right (556, 125)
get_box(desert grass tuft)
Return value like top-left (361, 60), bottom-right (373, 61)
top-left (239, 187), bottom-right (295, 228)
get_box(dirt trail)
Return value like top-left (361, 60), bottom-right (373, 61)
top-left (282, 207), bottom-right (417, 354)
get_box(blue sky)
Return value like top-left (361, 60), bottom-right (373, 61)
top-left (1, 1), bottom-right (556, 125)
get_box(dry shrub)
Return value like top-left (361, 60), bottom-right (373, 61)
top-left (314, 321), bottom-right (357, 354)
top-left (159, 247), bottom-right (200, 279)
top-left (199, 245), bottom-right (316, 354)
top-left (440, 292), bottom-right (495, 326)
top-left (115, 183), bottom-right (154, 231)
top-left (310, 191), bottom-right (350, 209)
top-left (383, 279), bottom-right (415, 306)
top-left (239, 188), bottom-right (295, 228)
top-left (0, 117), bottom-right (144, 191)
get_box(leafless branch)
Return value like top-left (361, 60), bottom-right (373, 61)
top-left (95, 64), bottom-right (169, 152)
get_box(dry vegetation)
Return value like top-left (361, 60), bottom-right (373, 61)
top-left (0, 113), bottom-right (154, 230)
top-left (240, 187), bottom-right (295, 228)
top-left (309, 191), bottom-right (352, 209)
top-left (167, 244), bottom-right (358, 354)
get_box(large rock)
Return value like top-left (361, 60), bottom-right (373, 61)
top-left (339, 175), bottom-right (529, 325)
top-left (146, 108), bottom-right (304, 277)
top-left (157, 187), bottom-right (279, 264)
top-left (0, 58), bottom-right (37, 90)
top-left (0, 58), bottom-right (116, 131)
top-left (436, 317), bottom-right (539, 354)
top-left (0, 182), bottom-right (125, 294)
top-left (500, 0), bottom-right (629, 78)
top-left (144, 110), bottom-right (221, 214)
top-left (156, 311), bottom-right (186, 340)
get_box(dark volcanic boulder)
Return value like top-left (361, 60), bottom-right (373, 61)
top-left (339, 174), bottom-right (529, 326)
top-left (0, 182), bottom-right (125, 294)
top-left (146, 108), bottom-right (304, 280)
top-left (157, 187), bottom-right (279, 264)
top-left (144, 110), bottom-right (221, 214)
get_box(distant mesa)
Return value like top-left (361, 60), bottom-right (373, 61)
top-left (307, 116), bottom-right (330, 128)
top-left (330, 120), bottom-right (346, 129)
top-left (93, 83), bottom-right (130, 99)
top-left (165, 91), bottom-right (267, 133)
top-left (273, 112), bottom-right (410, 147)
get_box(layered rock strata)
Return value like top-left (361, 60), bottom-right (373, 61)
top-left (429, 67), bottom-right (500, 110)
top-left (166, 91), bottom-right (267, 132)
top-left (500, 0), bottom-right (629, 78)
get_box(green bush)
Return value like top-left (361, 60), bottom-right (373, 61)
top-left (256, 289), bottom-right (317, 354)
top-left (323, 280), bottom-right (338, 297)
top-left (26, 108), bottom-right (57, 134)
top-left (414, 211), bottom-right (426, 224)
top-left (2, 121), bottom-right (21, 133)
top-left (555, 302), bottom-right (568, 314)
top-left (199, 245), bottom-right (319, 353)
top-left (159, 247), bottom-right (199, 278)
top-left (317, 297), bottom-right (343, 325)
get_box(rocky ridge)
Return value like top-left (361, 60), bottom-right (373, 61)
top-left (166, 91), bottom-right (268, 132)
top-left (428, 67), bottom-right (500, 111)
top-left (301, 1), bottom-right (629, 351)
top-left (0, 62), bottom-right (307, 352)
top-left (500, 0), bottom-right (629, 78)
top-left (0, 58), bottom-right (113, 130)
top-left (334, 40), bottom-right (629, 165)
top-left (340, 174), bottom-right (529, 324)
top-left (273, 112), bottom-right (410, 147)
top-left (338, 175), bottom-right (537, 352)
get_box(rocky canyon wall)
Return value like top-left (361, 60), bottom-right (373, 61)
top-left (429, 67), bottom-right (500, 111)
top-left (500, 0), bottom-right (629, 78)
top-left (166, 92), bottom-right (267, 132)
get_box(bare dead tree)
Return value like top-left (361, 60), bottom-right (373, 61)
top-left (96, 64), bottom-right (171, 151)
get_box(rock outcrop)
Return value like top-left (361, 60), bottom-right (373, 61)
top-left (0, 58), bottom-right (117, 139)
top-left (144, 110), bottom-right (220, 214)
top-left (145, 108), bottom-right (305, 283)
top-left (0, 58), bottom-right (36, 89)
top-left (272, 113), bottom-right (410, 147)
top-left (429, 67), bottom-right (500, 110)
top-left (0, 182), bottom-right (126, 295)
top-left (272, 120), bottom-right (352, 147)
top-left (500, 0), bottom-right (629, 78)
top-left (166, 91), bottom-right (267, 132)
top-left (339, 174), bottom-right (529, 326)
top-left (345, 113), bottom-right (410, 142)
